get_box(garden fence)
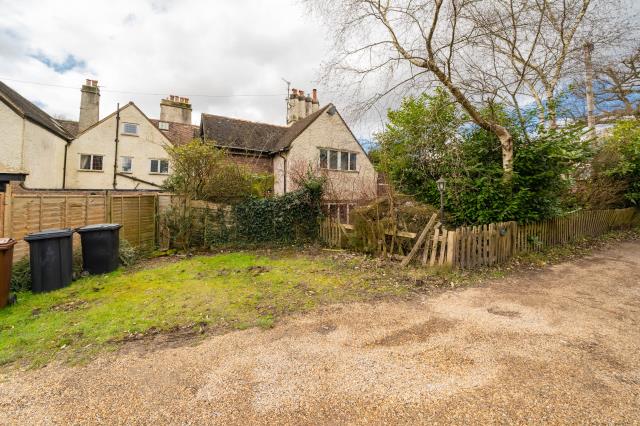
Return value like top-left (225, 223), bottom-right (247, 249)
top-left (1, 186), bottom-right (163, 262)
top-left (320, 207), bottom-right (639, 269)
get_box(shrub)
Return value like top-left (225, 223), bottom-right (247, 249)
top-left (9, 258), bottom-right (31, 293)
top-left (119, 239), bottom-right (140, 267)
top-left (375, 91), bottom-right (589, 225)
top-left (163, 139), bottom-right (272, 203)
top-left (234, 174), bottom-right (324, 243)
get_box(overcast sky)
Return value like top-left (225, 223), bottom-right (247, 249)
top-left (0, 0), bottom-right (350, 132)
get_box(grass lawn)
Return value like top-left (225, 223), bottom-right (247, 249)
top-left (0, 250), bottom-right (431, 368)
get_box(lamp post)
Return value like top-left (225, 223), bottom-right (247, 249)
top-left (436, 177), bottom-right (447, 224)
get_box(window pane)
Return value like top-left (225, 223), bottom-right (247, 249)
top-left (121, 156), bottom-right (132, 172)
top-left (80, 155), bottom-right (91, 170)
top-left (338, 204), bottom-right (348, 223)
top-left (123, 123), bottom-right (138, 134)
top-left (329, 204), bottom-right (338, 219)
top-left (340, 152), bottom-right (349, 170)
top-left (350, 153), bottom-right (357, 171)
top-left (329, 150), bottom-right (338, 169)
top-left (92, 155), bottom-right (103, 171)
top-left (160, 160), bottom-right (169, 174)
top-left (150, 159), bottom-right (158, 173)
top-left (319, 149), bottom-right (327, 169)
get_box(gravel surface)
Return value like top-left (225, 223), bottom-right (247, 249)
top-left (1, 241), bottom-right (640, 424)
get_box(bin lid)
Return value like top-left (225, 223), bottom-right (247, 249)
top-left (24, 228), bottom-right (74, 241)
top-left (0, 238), bottom-right (17, 249)
top-left (76, 223), bottom-right (122, 233)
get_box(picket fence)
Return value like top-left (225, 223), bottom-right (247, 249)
top-left (319, 208), bottom-right (638, 269)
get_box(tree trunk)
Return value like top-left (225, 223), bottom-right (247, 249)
top-left (494, 125), bottom-right (514, 176)
top-left (584, 42), bottom-right (596, 137)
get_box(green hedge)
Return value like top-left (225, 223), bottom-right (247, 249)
top-left (234, 182), bottom-right (323, 244)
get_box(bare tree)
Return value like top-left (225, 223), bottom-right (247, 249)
top-left (308, 0), bottom-right (519, 175)
top-left (596, 46), bottom-right (640, 114)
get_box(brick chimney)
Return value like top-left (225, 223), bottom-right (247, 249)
top-left (297, 90), bottom-right (306, 120)
top-left (312, 89), bottom-right (319, 113)
top-left (79, 79), bottom-right (100, 132)
top-left (287, 88), bottom-right (299, 124)
top-left (305, 93), bottom-right (312, 117)
top-left (160, 95), bottom-right (192, 124)
top-left (287, 87), bottom-right (321, 125)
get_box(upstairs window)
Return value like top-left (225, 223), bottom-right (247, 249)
top-left (319, 148), bottom-right (358, 171)
top-left (158, 121), bottom-right (169, 130)
top-left (80, 154), bottom-right (103, 171)
top-left (122, 122), bottom-right (139, 135)
top-left (120, 156), bottom-right (133, 173)
top-left (150, 159), bottom-right (169, 174)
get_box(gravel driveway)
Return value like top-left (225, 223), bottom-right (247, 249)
top-left (2, 241), bottom-right (640, 424)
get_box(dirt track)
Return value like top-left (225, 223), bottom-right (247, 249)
top-left (1, 241), bottom-right (640, 424)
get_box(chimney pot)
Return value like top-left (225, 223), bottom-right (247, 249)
top-left (160, 94), bottom-right (192, 124)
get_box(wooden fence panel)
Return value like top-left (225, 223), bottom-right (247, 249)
top-left (8, 192), bottom-right (160, 262)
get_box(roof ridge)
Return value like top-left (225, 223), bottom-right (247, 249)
top-left (201, 112), bottom-right (287, 129)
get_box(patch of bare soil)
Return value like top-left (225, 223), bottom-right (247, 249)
top-left (2, 240), bottom-right (640, 424)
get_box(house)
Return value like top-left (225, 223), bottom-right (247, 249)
top-left (0, 80), bottom-right (377, 217)
top-left (198, 88), bottom-right (378, 219)
top-left (63, 81), bottom-right (179, 190)
top-left (0, 81), bottom-right (74, 189)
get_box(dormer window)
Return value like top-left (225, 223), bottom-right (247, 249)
top-left (122, 122), bottom-right (139, 135)
top-left (158, 121), bottom-right (169, 131)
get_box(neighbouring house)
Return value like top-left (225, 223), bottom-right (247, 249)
top-left (0, 81), bottom-right (74, 189)
top-left (0, 80), bottom-right (377, 218)
top-left (63, 81), bottom-right (177, 190)
top-left (199, 88), bottom-right (378, 220)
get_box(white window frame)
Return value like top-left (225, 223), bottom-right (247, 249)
top-left (324, 202), bottom-right (356, 224)
top-left (158, 121), bottom-right (169, 131)
top-left (120, 156), bottom-right (133, 173)
top-left (150, 158), bottom-right (169, 174)
top-left (79, 154), bottom-right (104, 171)
top-left (122, 122), bottom-right (139, 136)
top-left (319, 148), bottom-right (358, 172)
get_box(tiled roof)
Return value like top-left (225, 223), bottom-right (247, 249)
top-left (200, 114), bottom-right (287, 152)
top-left (150, 119), bottom-right (200, 146)
top-left (56, 119), bottom-right (80, 138)
top-left (0, 80), bottom-right (73, 141)
top-left (200, 104), bottom-right (333, 154)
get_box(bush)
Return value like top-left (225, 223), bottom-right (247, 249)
top-left (163, 139), bottom-right (272, 203)
top-left (375, 91), bottom-right (589, 225)
top-left (9, 257), bottom-right (31, 293)
top-left (119, 239), bottom-right (140, 267)
top-left (234, 175), bottom-right (324, 243)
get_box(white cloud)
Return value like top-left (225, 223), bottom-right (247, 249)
top-left (0, 0), bottom-right (333, 128)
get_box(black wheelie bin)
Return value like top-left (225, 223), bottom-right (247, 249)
top-left (76, 224), bottom-right (122, 275)
top-left (24, 228), bottom-right (74, 293)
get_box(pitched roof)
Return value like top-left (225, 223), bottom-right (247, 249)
top-left (75, 102), bottom-right (173, 145)
top-left (149, 119), bottom-right (200, 146)
top-left (0, 80), bottom-right (73, 141)
top-left (56, 119), bottom-right (80, 138)
top-left (200, 103), bottom-right (333, 154)
top-left (201, 114), bottom-right (287, 153)
top-left (273, 104), bottom-right (332, 152)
